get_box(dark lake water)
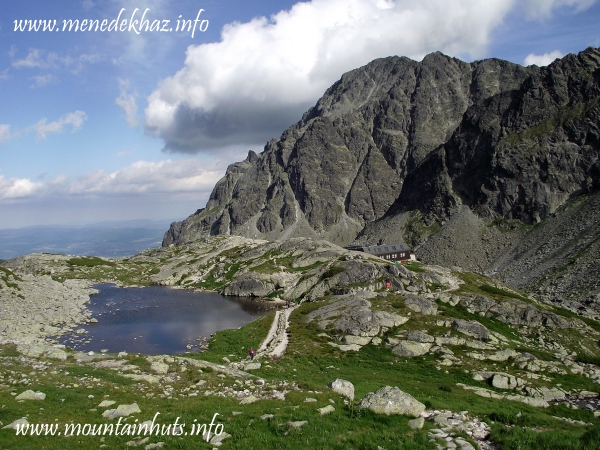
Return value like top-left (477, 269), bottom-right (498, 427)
top-left (60, 284), bottom-right (272, 354)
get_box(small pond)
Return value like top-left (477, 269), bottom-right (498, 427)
top-left (59, 284), bottom-right (272, 354)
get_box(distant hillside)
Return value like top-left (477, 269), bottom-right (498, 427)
top-left (0, 220), bottom-right (173, 259)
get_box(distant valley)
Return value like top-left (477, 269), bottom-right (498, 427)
top-left (0, 219), bottom-right (174, 260)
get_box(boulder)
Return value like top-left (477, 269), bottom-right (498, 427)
top-left (2, 418), bottom-right (29, 430)
top-left (15, 390), bottom-right (45, 401)
top-left (328, 379), bottom-right (355, 400)
top-left (451, 319), bottom-right (489, 341)
top-left (243, 362), bottom-right (261, 370)
top-left (408, 417), bottom-right (425, 430)
top-left (343, 335), bottom-right (372, 346)
top-left (487, 349), bottom-right (519, 362)
top-left (318, 405), bottom-right (335, 415)
top-left (98, 400), bottom-right (117, 408)
top-left (491, 373), bottom-right (526, 390)
top-left (391, 341), bottom-right (432, 357)
top-left (357, 386), bottom-right (425, 417)
top-left (406, 330), bottom-right (435, 343)
top-left (405, 296), bottom-right (438, 315)
top-left (102, 403), bottom-right (141, 420)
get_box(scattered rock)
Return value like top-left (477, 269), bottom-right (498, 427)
top-left (391, 340), bottom-right (432, 357)
top-left (210, 432), bottom-right (232, 446)
top-left (15, 390), bottom-right (45, 401)
top-left (357, 386), bottom-right (425, 417)
top-left (451, 319), bottom-right (490, 341)
top-left (98, 400), bottom-right (116, 408)
top-left (2, 418), bottom-right (29, 430)
top-left (150, 362), bottom-right (169, 374)
top-left (406, 330), bottom-right (435, 343)
top-left (405, 296), bottom-right (438, 315)
top-left (102, 403), bottom-right (141, 420)
top-left (244, 362), bottom-right (261, 370)
top-left (121, 374), bottom-right (161, 384)
top-left (328, 379), bottom-right (355, 400)
top-left (318, 405), bottom-right (335, 415)
top-left (408, 417), bottom-right (425, 430)
top-left (239, 395), bottom-right (259, 405)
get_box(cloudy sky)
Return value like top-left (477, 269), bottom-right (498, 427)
top-left (1, 0), bottom-right (599, 229)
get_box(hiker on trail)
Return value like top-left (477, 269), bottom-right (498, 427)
top-left (286, 299), bottom-right (290, 309)
top-left (249, 347), bottom-right (255, 360)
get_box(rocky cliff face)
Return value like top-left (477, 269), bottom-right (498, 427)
top-left (164, 47), bottom-right (600, 309)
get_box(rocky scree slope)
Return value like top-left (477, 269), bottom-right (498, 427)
top-left (164, 47), bottom-right (600, 312)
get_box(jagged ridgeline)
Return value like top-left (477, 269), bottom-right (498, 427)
top-left (164, 47), bottom-right (600, 313)
top-left (164, 46), bottom-right (600, 245)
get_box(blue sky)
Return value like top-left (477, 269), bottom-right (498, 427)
top-left (1, 0), bottom-right (599, 229)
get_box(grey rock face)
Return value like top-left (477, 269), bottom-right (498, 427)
top-left (165, 47), bottom-right (600, 247)
top-left (221, 272), bottom-right (274, 297)
top-left (357, 386), bottom-right (425, 417)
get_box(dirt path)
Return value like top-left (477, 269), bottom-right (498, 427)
top-left (257, 306), bottom-right (296, 359)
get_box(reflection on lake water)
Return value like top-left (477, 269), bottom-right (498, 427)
top-left (60, 284), bottom-right (272, 354)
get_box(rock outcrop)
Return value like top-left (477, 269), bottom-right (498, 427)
top-left (357, 386), bottom-right (425, 417)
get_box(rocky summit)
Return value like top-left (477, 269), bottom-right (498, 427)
top-left (164, 47), bottom-right (600, 315)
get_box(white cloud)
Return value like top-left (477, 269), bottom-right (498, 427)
top-left (0, 176), bottom-right (44, 200)
top-left (66, 159), bottom-right (223, 195)
top-left (115, 79), bottom-right (139, 127)
top-left (0, 124), bottom-right (16, 145)
top-left (524, 50), bottom-right (564, 66)
top-left (29, 74), bottom-right (58, 88)
top-left (145, 0), bottom-right (520, 152)
top-left (145, 0), bottom-right (599, 153)
top-left (26, 111), bottom-right (88, 140)
top-left (12, 48), bottom-right (58, 69)
top-left (0, 159), bottom-right (225, 202)
top-left (521, 0), bottom-right (596, 19)
top-left (12, 48), bottom-right (102, 73)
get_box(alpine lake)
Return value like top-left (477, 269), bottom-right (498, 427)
top-left (59, 284), bottom-right (272, 354)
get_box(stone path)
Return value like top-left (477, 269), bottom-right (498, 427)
top-left (257, 306), bottom-right (296, 359)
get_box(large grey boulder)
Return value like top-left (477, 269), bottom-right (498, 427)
top-left (451, 319), bottom-right (490, 341)
top-left (357, 386), bottom-right (425, 417)
top-left (391, 341), bottom-right (432, 357)
top-left (327, 379), bottom-right (355, 400)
